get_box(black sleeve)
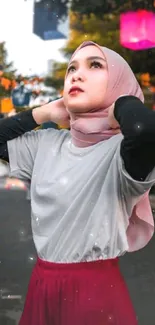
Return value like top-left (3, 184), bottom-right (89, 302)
top-left (114, 95), bottom-right (155, 181)
top-left (0, 110), bottom-right (39, 162)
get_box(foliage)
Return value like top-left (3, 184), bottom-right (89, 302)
top-left (33, 0), bottom-right (155, 20)
top-left (47, 8), bottom-right (155, 96)
top-left (0, 42), bottom-right (16, 78)
top-left (45, 62), bottom-right (68, 91)
top-left (0, 42), bottom-right (16, 97)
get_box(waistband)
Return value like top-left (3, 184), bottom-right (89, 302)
top-left (36, 257), bottom-right (119, 272)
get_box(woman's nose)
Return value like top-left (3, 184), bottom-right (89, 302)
top-left (71, 71), bottom-right (85, 82)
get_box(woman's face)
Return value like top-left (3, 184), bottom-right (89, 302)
top-left (63, 45), bottom-right (108, 113)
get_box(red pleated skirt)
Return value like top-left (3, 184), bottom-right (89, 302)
top-left (19, 257), bottom-right (137, 325)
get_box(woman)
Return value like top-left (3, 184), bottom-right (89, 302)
top-left (0, 41), bottom-right (155, 325)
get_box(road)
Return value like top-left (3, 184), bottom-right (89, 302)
top-left (0, 190), bottom-right (155, 324)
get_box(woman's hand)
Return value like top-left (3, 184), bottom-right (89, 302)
top-left (108, 95), bottom-right (128, 129)
top-left (49, 98), bottom-right (70, 127)
top-left (32, 98), bottom-right (70, 127)
top-left (108, 103), bottom-right (120, 129)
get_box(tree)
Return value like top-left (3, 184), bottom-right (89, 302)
top-left (45, 61), bottom-right (67, 92)
top-left (46, 8), bottom-right (155, 94)
top-left (0, 42), bottom-right (16, 97)
top-left (71, 0), bottom-right (128, 18)
top-left (26, 0), bottom-right (155, 20)
top-left (0, 42), bottom-right (16, 78)
top-left (71, 0), bottom-right (155, 16)
top-left (61, 11), bottom-right (155, 74)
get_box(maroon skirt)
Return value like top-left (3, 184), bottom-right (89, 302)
top-left (19, 257), bottom-right (137, 325)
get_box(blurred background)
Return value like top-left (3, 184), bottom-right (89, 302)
top-left (1, 0), bottom-right (155, 324)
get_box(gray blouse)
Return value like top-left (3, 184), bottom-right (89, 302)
top-left (7, 129), bottom-right (155, 263)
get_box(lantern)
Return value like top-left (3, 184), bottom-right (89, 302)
top-left (140, 73), bottom-right (150, 87)
top-left (120, 10), bottom-right (155, 50)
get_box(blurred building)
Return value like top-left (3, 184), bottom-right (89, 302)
top-left (47, 59), bottom-right (55, 74)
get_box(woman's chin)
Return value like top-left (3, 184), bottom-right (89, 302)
top-left (67, 101), bottom-right (90, 114)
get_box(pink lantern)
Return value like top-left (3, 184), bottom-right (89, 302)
top-left (120, 10), bottom-right (155, 50)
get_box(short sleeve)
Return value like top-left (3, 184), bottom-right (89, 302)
top-left (7, 129), bottom-right (45, 180)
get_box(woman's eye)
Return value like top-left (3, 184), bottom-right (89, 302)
top-left (67, 65), bottom-right (76, 73)
top-left (91, 61), bottom-right (103, 68)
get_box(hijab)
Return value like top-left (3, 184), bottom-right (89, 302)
top-left (68, 41), bottom-right (144, 147)
top-left (65, 41), bottom-right (154, 252)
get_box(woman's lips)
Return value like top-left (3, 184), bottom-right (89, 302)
top-left (69, 87), bottom-right (84, 95)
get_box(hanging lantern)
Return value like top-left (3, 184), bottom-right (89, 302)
top-left (120, 10), bottom-right (155, 50)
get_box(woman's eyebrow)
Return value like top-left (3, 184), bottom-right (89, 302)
top-left (69, 56), bottom-right (106, 66)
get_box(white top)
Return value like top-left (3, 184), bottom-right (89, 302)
top-left (7, 129), bottom-right (155, 263)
